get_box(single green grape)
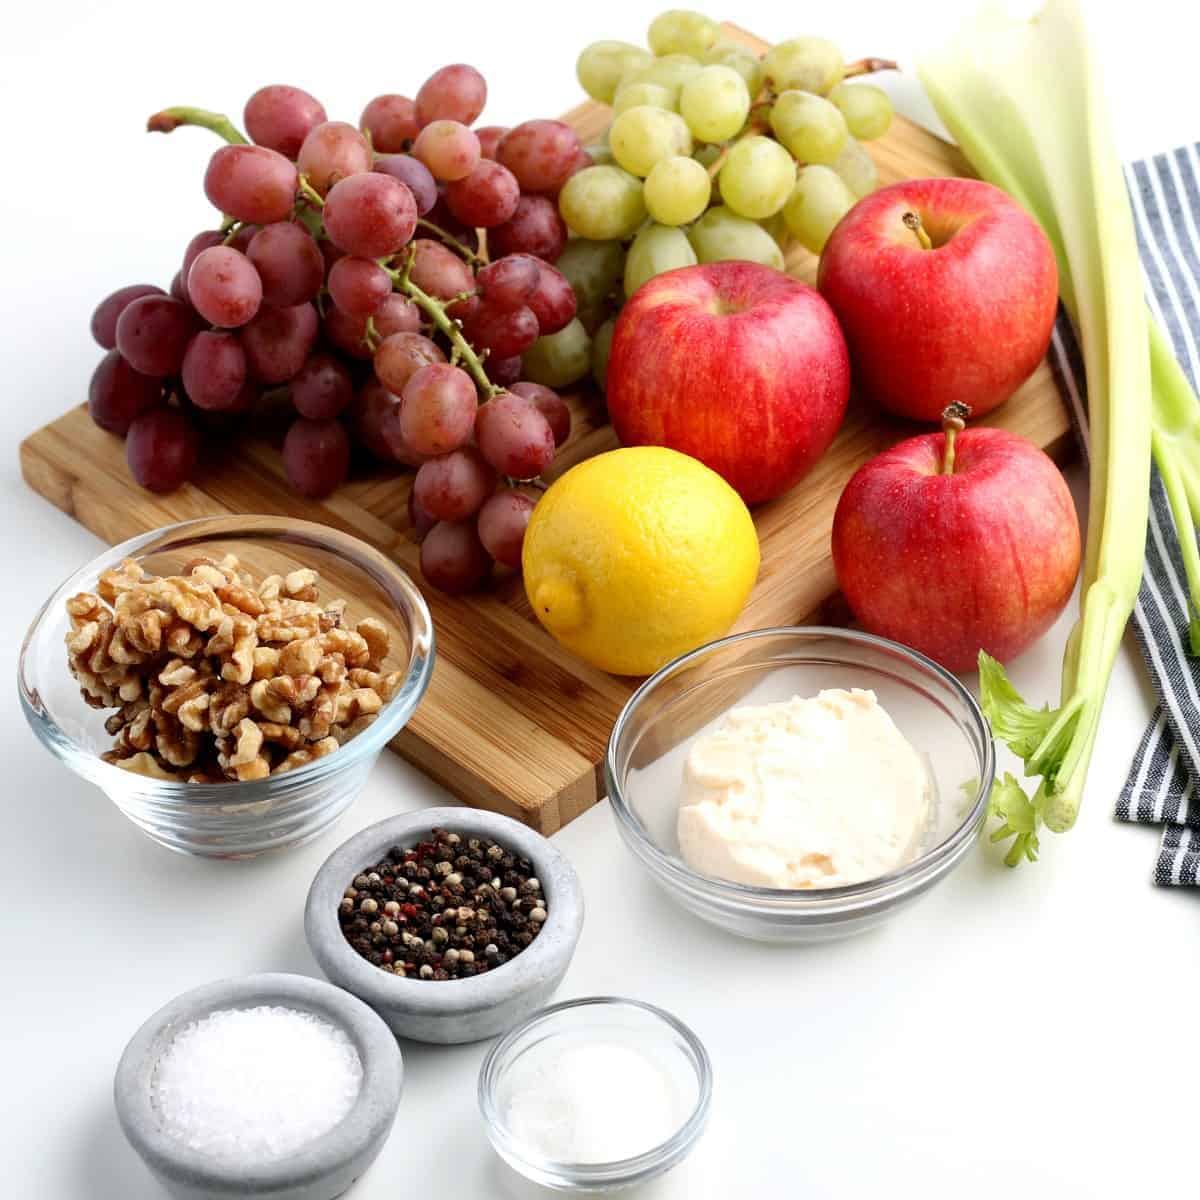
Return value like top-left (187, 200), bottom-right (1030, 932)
top-left (613, 82), bottom-right (675, 116)
top-left (647, 9), bottom-right (720, 58)
top-left (555, 238), bottom-right (626, 310)
top-left (783, 164), bottom-right (856, 253)
top-left (827, 82), bottom-right (893, 141)
top-left (831, 137), bottom-right (878, 197)
top-left (688, 205), bottom-right (785, 270)
top-left (559, 165), bottom-right (647, 240)
top-left (624, 223), bottom-right (698, 297)
top-left (643, 155), bottom-right (711, 225)
top-left (591, 317), bottom-right (617, 391)
top-left (679, 65), bottom-right (751, 143)
top-left (576, 40), bottom-right (655, 103)
top-left (702, 44), bottom-right (766, 98)
top-left (762, 37), bottom-right (844, 95)
top-left (617, 55), bottom-right (702, 107)
top-left (521, 319), bottom-right (593, 388)
top-left (609, 105), bottom-right (693, 177)
top-left (719, 135), bottom-right (795, 219)
top-left (769, 90), bottom-right (848, 165)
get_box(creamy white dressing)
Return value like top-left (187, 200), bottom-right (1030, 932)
top-left (677, 688), bottom-right (931, 889)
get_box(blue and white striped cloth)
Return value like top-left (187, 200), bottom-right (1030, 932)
top-left (1070, 143), bottom-right (1200, 884)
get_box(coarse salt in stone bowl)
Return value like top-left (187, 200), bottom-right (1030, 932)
top-left (114, 972), bottom-right (403, 1200)
top-left (305, 808), bottom-right (585, 1045)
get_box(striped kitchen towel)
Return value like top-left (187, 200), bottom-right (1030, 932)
top-left (1073, 143), bottom-right (1200, 884)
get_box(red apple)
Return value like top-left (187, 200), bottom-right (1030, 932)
top-left (831, 415), bottom-right (1080, 672)
top-left (818, 177), bottom-right (1057, 422)
top-left (606, 261), bottom-right (850, 505)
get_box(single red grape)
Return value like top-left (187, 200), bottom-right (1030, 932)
top-left (204, 144), bottom-right (298, 224)
top-left (351, 376), bottom-right (404, 461)
top-left (497, 120), bottom-right (583, 193)
top-left (488, 195), bottom-right (567, 262)
top-left (373, 154), bottom-right (438, 215)
top-left (247, 222), bottom-right (324, 307)
top-left (91, 284), bottom-right (165, 350)
top-left (323, 172), bottom-right (417, 258)
top-left (375, 293), bottom-right (423, 338)
top-left (420, 520), bottom-right (492, 593)
top-left (241, 302), bottom-right (319, 383)
top-left (407, 238), bottom-right (474, 299)
top-left (374, 332), bottom-right (446, 394)
top-left (327, 257), bottom-right (393, 318)
top-left (412, 121), bottom-right (480, 182)
top-left (475, 392), bottom-right (556, 479)
top-left (475, 125), bottom-right (509, 160)
top-left (462, 301), bottom-right (539, 358)
top-left (115, 295), bottom-right (195, 376)
top-left (297, 121), bottom-right (372, 194)
top-left (400, 363), bottom-right (478, 455)
top-left (187, 246), bottom-right (263, 328)
top-left (245, 85), bottom-right (327, 159)
top-left (360, 95), bottom-right (419, 153)
top-left (88, 350), bottom-right (164, 435)
top-left (413, 446), bottom-right (497, 522)
top-left (526, 263), bottom-right (576, 334)
top-left (126, 407), bottom-right (199, 493)
top-left (181, 331), bottom-right (248, 411)
top-left (484, 354), bottom-right (522, 387)
top-left (415, 64), bottom-right (487, 127)
top-left (477, 488), bottom-right (536, 567)
top-left (511, 381), bottom-right (570, 446)
top-left (444, 160), bottom-right (520, 228)
top-left (282, 417), bottom-right (351, 498)
top-left (292, 353), bottom-right (354, 420)
top-left (477, 254), bottom-right (541, 310)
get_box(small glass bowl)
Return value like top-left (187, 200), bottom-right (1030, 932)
top-left (19, 516), bottom-right (434, 859)
top-left (478, 997), bottom-right (713, 1192)
top-left (606, 627), bottom-right (994, 942)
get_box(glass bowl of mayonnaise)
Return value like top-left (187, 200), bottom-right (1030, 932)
top-left (605, 627), bottom-right (994, 942)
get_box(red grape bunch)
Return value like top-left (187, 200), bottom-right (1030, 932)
top-left (89, 65), bottom-right (597, 594)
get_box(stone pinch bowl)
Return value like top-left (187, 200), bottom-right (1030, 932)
top-left (306, 808), bottom-right (585, 1045)
top-left (114, 972), bottom-right (403, 1200)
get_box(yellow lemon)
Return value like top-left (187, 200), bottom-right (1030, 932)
top-left (522, 446), bottom-right (760, 675)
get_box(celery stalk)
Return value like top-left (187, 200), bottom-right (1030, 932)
top-left (918, 0), bottom-right (1153, 862)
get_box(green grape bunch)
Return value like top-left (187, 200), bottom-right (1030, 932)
top-left (562, 9), bottom-right (896, 387)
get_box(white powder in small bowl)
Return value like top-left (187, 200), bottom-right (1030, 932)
top-left (502, 1037), bottom-right (689, 1165)
top-left (152, 1005), bottom-right (363, 1164)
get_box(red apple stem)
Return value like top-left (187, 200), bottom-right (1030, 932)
top-left (843, 56), bottom-right (900, 78)
top-left (941, 403), bottom-right (971, 475)
top-left (903, 211), bottom-right (933, 250)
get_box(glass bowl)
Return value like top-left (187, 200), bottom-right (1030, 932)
top-left (19, 516), bottom-right (434, 858)
top-left (478, 996), bottom-right (712, 1192)
top-left (605, 627), bottom-right (994, 942)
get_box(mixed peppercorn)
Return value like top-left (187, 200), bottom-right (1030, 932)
top-left (337, 828), bottom-right (548, 980)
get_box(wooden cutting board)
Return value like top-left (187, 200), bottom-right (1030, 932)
top-left (20, 24), bottom-right (1072, 833)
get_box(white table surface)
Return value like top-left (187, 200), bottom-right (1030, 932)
top-left (3, 2), bottom-right (1197, 1196)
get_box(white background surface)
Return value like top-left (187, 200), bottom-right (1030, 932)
top-left (2, 2), bottom-right (1198, 1196)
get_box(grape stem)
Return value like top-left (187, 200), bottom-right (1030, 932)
top-left (297, 176), bottom-right (327, 209)
top-left (843, 56), bottom-right (900, 77)
top-left (146, 106), bottom-right (248, 145)
top-left (221, 220), bottom-right (243, 246)
top-left (387, 248), bottom-right (499, 399)
top-left (416, 218), bottom-right (483, 267)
